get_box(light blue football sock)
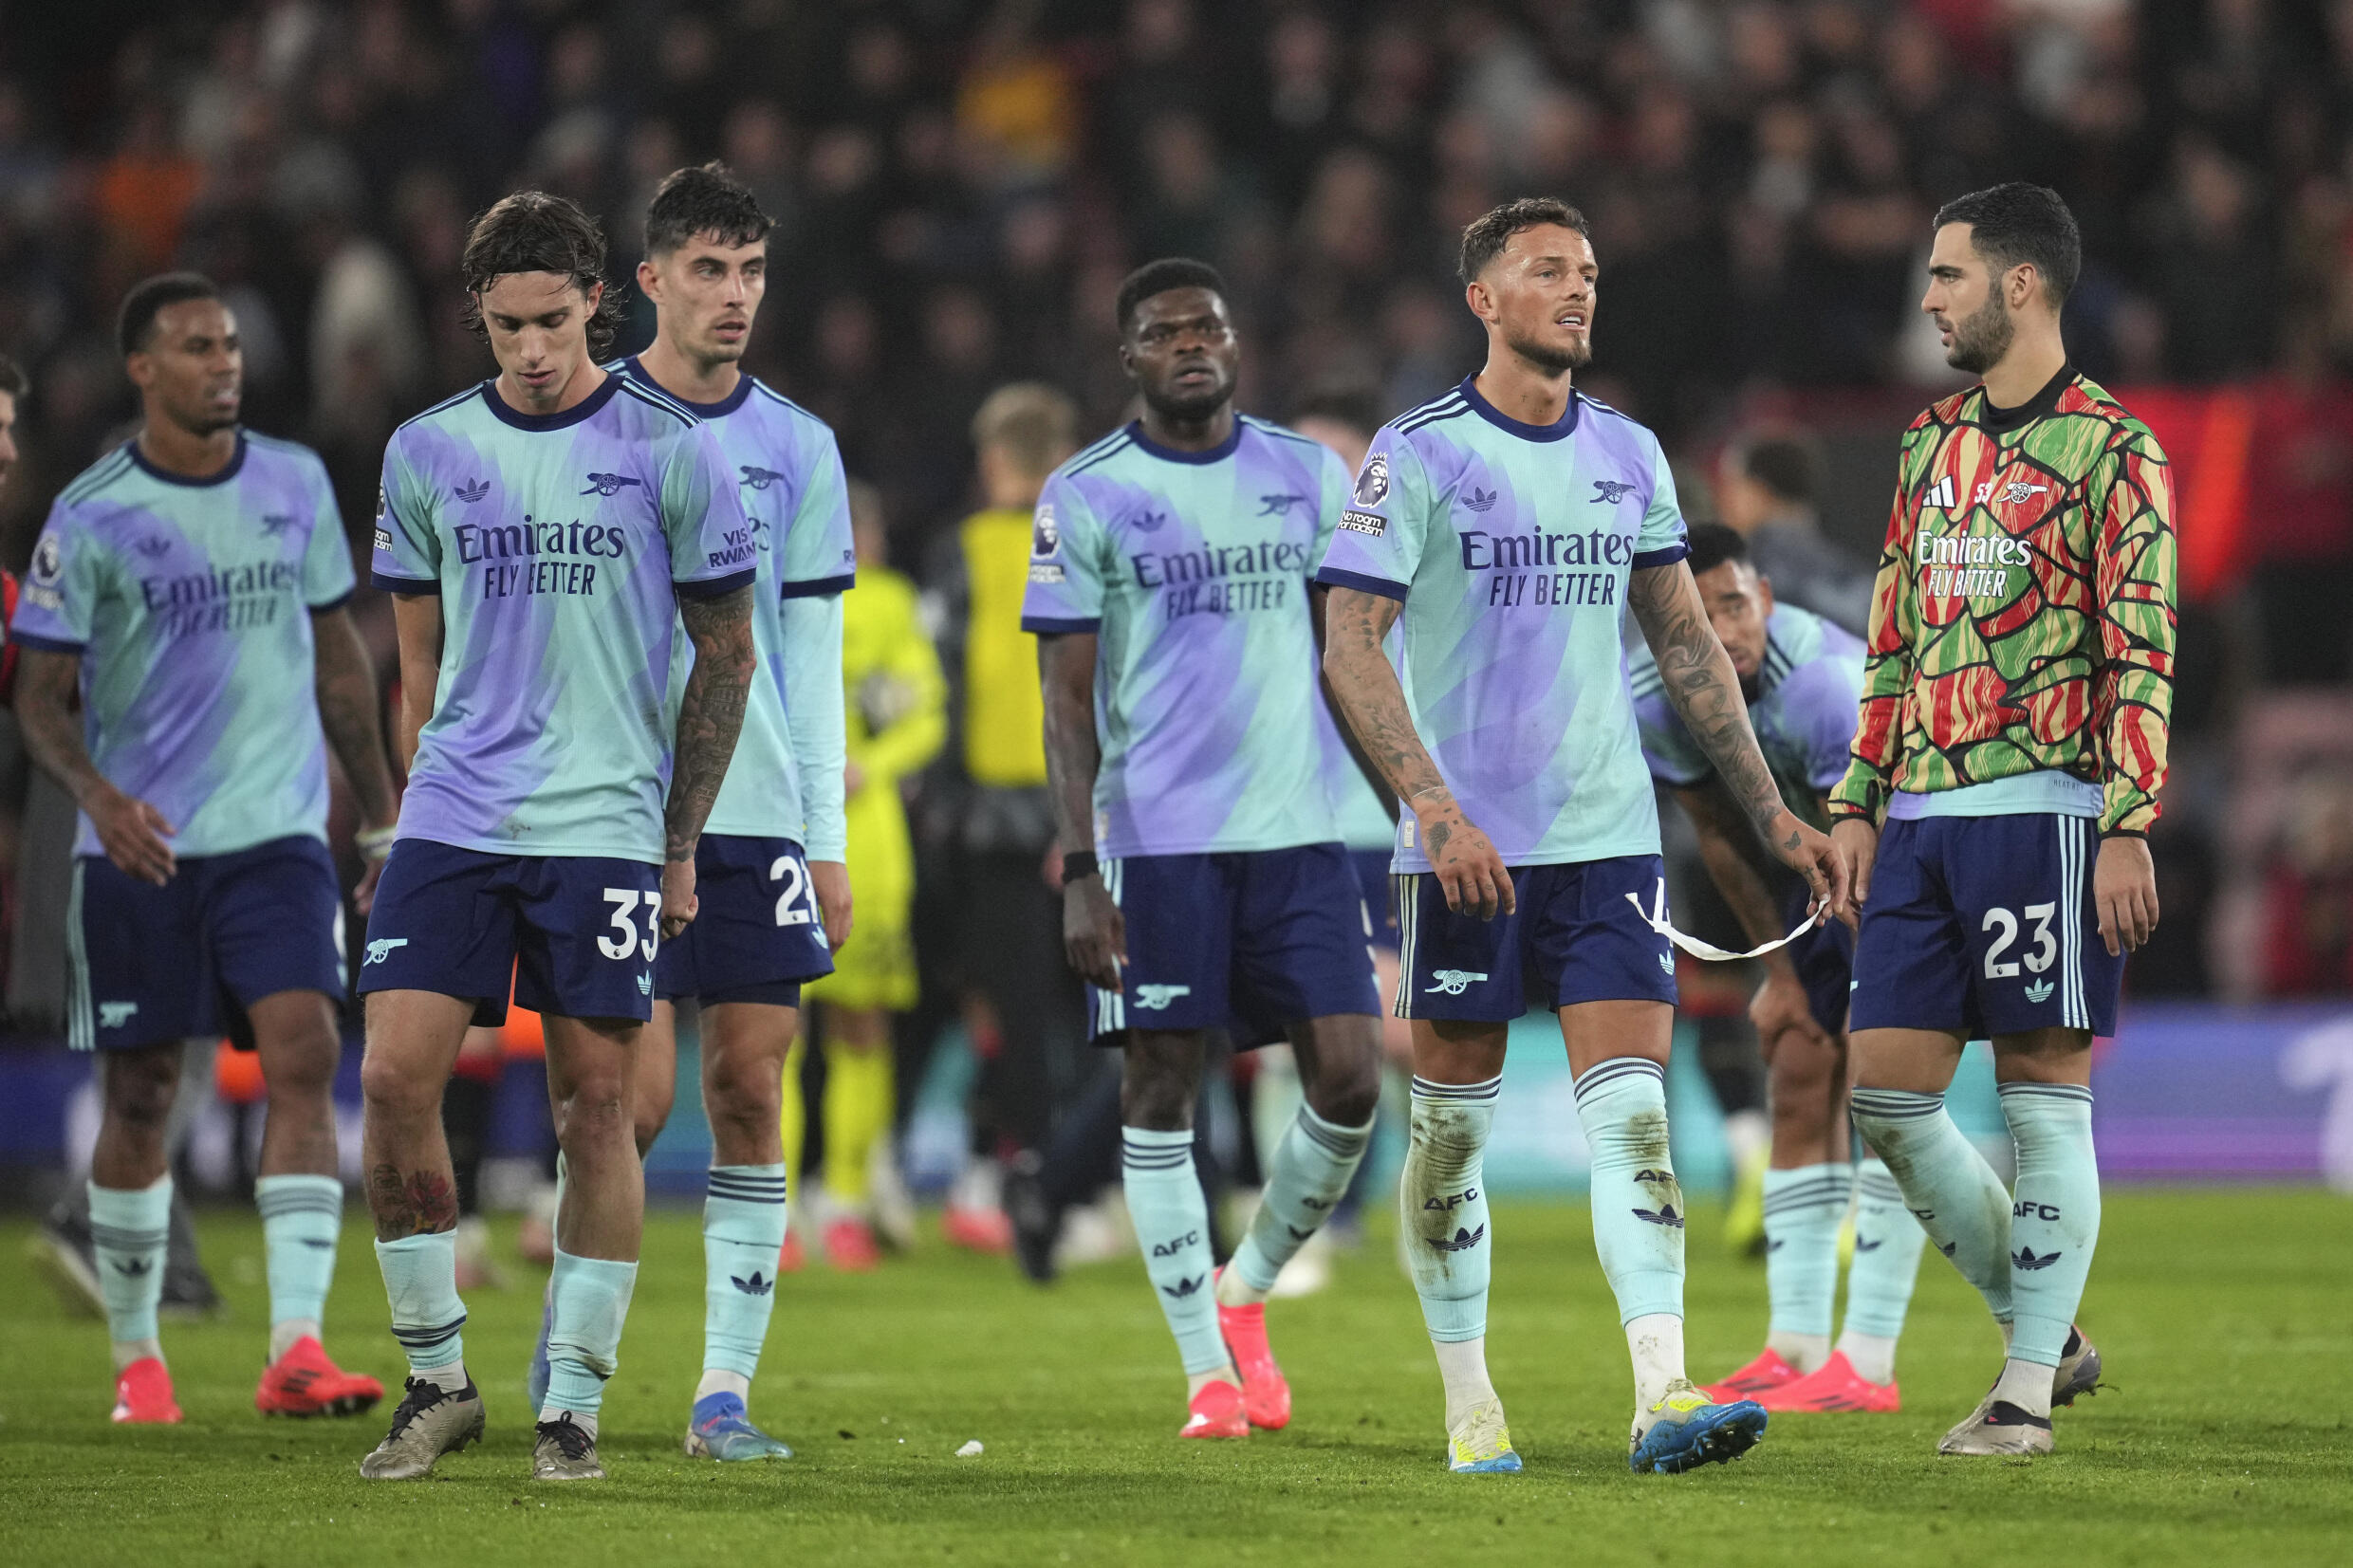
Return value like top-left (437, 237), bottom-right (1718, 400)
top-left (1850, 1088), bottom-right (2013, 1326)
top-left (1841, 1156), bottom-right (1929, 1341)
top-left (89, 1175), bottom-right (171, 1359)
top-left (1998, 1082), bottom-right (2101, 1369)
top-left (1761, 1162), bottom-right (1848, 1359)
top-left (1121, 1128), bottom-right (1226, 1376)
top-left (256, 1173), bottom-right (343, 1356)
top-left (1402, 1076), bottom-right (1499, 1343)
top-left (543, 1248), bottom-right (639, 1422)
top-left (375, 1229), bottom-right (468, 1384)
top-left (1573, 1059), bottom-right (1683, 1325)
top-left (1230, 1103), bottom-right (1372, 1295)
top-left (703, 1164), bottom-right (790, 1383)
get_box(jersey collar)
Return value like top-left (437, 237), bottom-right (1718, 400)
top-left (1125, 416), bottom-right (1243, 465)
top-left (1458, 375), bottom-right (1580, 442)
top-left (621, 356), bottom-right (752, 418)
top-left (480, 372), bottom-right (621, 432)
top-left (1975, 361), bottom-right (2076, 435)
top-left (124, 430), bottom-right (247, 488)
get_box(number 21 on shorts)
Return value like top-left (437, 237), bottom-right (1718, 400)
top-left (771, 852), bottom-right (820, 932)
top-left (599, 888), bottom-right (660, 963)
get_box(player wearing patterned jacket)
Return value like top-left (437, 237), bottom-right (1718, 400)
top-left (9, 273), bottom-right (398, 1428)
top-left (356, 193), bottom-right (756, 1483)
top-left (1830, 184), bottom-right (2173, 1458)
top-left (1317, 199), bottom-right (1845, 1477)
top-left (1025, 259), bottom-right (1383, 1443)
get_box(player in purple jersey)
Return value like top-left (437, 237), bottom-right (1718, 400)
top-left (1319, 200), bottom-right (1848, 1474)
top-left (9, 274), bottom-right (398, 1428)
top-left (355, 194), bottom-right (755, 1484)
top-left (1030, 260), bottom-right (1384, 1442)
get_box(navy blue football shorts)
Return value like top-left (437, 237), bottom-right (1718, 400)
top-left (1087, 842), bottom-right (1381, 1047)
top-left (653, 834), bottom-right (835, 1006)
top-left (1781, 878), bottom-right (1856, 1036)
top-left (1395, 854), bottom-right (1677, 1023)
top-left (70, 834), bottom-right (344, 1052)
top-left (359, 839), bottom-right (660, 1024)
top-left (1848, 813), bottom-right (2122, 1039)
top-left (1352, 847), bottom-right (1399, 951)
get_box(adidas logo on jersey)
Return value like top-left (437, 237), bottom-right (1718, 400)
top-left (1922, 475), bottom-right (1959, 509)
top-left (453, 478), bottom-right (491, 504)
top-left (1460, 486), bottom-right (1497, 513)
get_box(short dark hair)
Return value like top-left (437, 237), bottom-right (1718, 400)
top-left (1458, 197), bottom-right (1590, 284)
top-left (1116, 258), bottom-right (1227, 333)
top-left (460, 191), bottom-right (622, 357)
top-left (1288, 380), bottom-right (1386, 438)
top-left (0, 353), bottom-right (26, 401)
top-left (1933, 182), bottom-right (2081, 307)
top-left (643, 161), bottom-right (772, 258)
top-left (1684, 521), bottom-right (1751, 579)
top-left (117, 272), bottom-right (223, 358)
top-left (1737, 434), bottom-right (1818, 506)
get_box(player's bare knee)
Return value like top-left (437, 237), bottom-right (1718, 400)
top-left (1305, 1049), bottom-right (1381, 1127)
top-left (102, 1047), bottom-right (182, 1130)
top-left (359, 1047), bottom-right (442, 1123)
top-left (1120, 1059), bottom-right (1195, 1133)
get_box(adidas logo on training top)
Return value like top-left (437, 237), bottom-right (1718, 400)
top-left (1922, 475), bottom-right (1959, 509)
top-left (453, 478), bottom-right (491, 503)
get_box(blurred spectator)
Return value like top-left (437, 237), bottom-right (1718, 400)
top-left (1712, 431), bottom-right (1875, 636)
top-left (2264, 772), bottom-right (2353, 996)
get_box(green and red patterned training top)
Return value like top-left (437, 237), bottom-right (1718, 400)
top-left (1827, 367), bottom-right (2177, 838)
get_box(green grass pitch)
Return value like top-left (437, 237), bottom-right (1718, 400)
top-left (1, 1190), bottom-right (2345, 1566)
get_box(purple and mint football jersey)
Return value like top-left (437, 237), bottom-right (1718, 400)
top-left (616, 360), bottom-right (854, 853)
top-left (372, 376), bottom-right (754, 864)
top-left (1630, 601), bottom-right (1862, 826)
top-left (9, 434), bottom-right (355, 858)
top-left (1313, 378), bottom-right (1688, 872)
top-left (1019, 415), bottom-right (1353, 858)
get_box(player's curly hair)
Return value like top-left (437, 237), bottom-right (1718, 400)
top-left (1115, 258), bottom-right (1227, 333)
top-left (643, 161), bottom-right (772, 258)
top-left (459, 191), bottom-right (622, 357)
top-left (1458, 196), bottom-right (1589, 284)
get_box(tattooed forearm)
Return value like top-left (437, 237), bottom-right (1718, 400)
top-left (666, 585), bottom-right (755, 862)
top-left (13, 650), bottom-right (112, 806)
top-left (1630, 563), bottom-right (1791, 840)
top-left (1308, 586), bottom-right (1401, 820)
top-left (1038, 633), bottom-right (1102, 852)
top-left (368, 1162), bottom-right (458, 1239)
top-left (1321, 587), bottom-right (1453, 811)
top-left (311, 606), bottom-right (399, 825)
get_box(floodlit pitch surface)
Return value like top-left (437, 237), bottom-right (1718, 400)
top-left (1, 1191), bottom-right (2344, 1566)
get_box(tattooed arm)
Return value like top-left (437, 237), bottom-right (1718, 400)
top-left (1308, 584), bottom-right (1400, 822)
top-left (1677, 780), bottom-right (1833, 1057)
top-left (312, 604), bottom-right (400, 910)
top-left (1630, 561), bottom-right (1849, 916)
top-left (14, 648), bottom-right (178, 885)
top-left (1321, 584), bottom-right (1513, 920)
top-left (1039, 631), bottom-right (1125, 988)
top-left (661, 583), bottom-right (756, 937)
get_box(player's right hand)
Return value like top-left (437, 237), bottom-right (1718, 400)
top-left (1828, 817), bottom-right (1879, 929)
top-left (1420, 804), bottom-right (1513, 920)
top-left (91, 786), bottom-right (176, 886)
top-left (1063, 876), bottom-right (1126, 991)
top-left (658, 857), bottom-right (699, 940)
top-left (1750, 963), bottom-right (1833, 1061)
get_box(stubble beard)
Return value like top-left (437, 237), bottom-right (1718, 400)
top-left (1506, 327), bottom-right (1591, 377)
top-left (1945, 290), bottom-right (2015, 377)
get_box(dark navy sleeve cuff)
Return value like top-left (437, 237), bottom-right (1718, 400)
top-left (1022, 615), bottom-right (1102, 635)
top-left (371, 571), bottom-right (440, 596)
top-left (1314, 567), bottom-right (1408, 602)
top-left (675, 567), bottom-right (758, 600)
top-left (1632, 544), bottom-right (1690, 570)
top-left (307, 589), bottom-right (356, 614)
top-left (8, 629), bottom-right (86, 655)
top-left (779, 572), bottom-right (856, 600)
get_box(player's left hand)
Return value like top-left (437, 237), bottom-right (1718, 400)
top-left (1765, 808), bottom-right (1851, 925)
top-left (659, 857), bottom-right (699, 940)
top-left (810, 859), bottom-right (853, 951)
top-left (2094, 833), bottom-right (2158, 956)
top-left (352, 823), bottom-right (396, 916)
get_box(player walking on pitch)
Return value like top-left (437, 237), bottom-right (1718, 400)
top-left (9, 272), bottom-right (398, 1425)
top-left (1026, 259), bottom-right (1385, 1441)
top-left (1630, 524), bottom-right (1931, 1413)
top-left (355, 192), bottom-right (757, 1482)
top-left (526, 162), bottom-right (850, 1463)
top-left (1832, 183), bottom-right (2171, 1456)
top-left (1318, 199), bottom-right (1847, 1475)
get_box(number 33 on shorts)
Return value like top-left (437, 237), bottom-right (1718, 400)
top-left (599, 888), bottom-right (661, 962)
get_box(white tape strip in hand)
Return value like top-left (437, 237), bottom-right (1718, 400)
top-left (1623, 880), bottom-right (1822, 963)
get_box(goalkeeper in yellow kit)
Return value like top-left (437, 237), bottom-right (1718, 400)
top-left (790, 480), bottom-right (947, 1269)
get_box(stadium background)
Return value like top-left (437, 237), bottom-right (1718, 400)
top-left (0, 5), bottom-right (2347, 1561)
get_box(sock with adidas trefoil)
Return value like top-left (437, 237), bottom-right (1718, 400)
top-left (90, 1174), bottom-right (172, 1371)
top-left (1838, 1156), bottom-right (1928, 1385)
top-left (1121, 1128), bottom-right (1230, 1391)
top-left (1992, 1081), bottom-right (2100, 1419)
top-left (256, 1173), bottom-right (343, 1363)
top-left (1572, 1059), bottom-right (1688, 1412)
top-left (1849, 1087), bottom-right (2014, 1335)
top-left (1218, 1103), bottom-right (1372, 1307)
top-left (1760, 1162), bottom-right (1846, 1374)
top-left (375, 1229), bottom-right (469, 1393)
top-left (699, 1164), bottom-right (789, 1406)
top-left (1403, 1075), bottom-right (1499, 1428)
top-left (542, 1248), bottom-right (639, 1437)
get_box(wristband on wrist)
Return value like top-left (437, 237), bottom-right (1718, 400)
top-left (1061, 849), bottom-right (1099, 887)
top-left (356, 824), bottom-right (398, 861)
